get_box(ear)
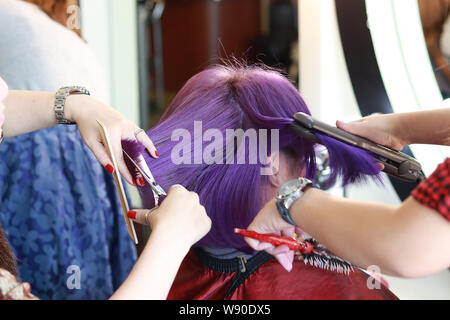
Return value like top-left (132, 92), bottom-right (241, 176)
top-left (267, 151), bottom-right (283, 188)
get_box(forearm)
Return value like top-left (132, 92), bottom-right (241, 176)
top-left (292, 189), bottom-right (450, 277)
top-left (392, 108), bottom-right (450, 147)
top-left (2, 90), bottom-right (58, 138)
top-left (291, 189), bottom-right (400, 274)
top-left (110, 228), bottom-right (189, 300)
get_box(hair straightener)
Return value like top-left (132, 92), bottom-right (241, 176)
top-left (290, 112), bottom-right (425, 183)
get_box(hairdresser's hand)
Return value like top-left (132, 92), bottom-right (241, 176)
top-left (65, 94), bottom-right (158, 184)
top-left (246, 200), bottom-right (303, 272)
top-left (128, 185), bottom-right (212, 249)
top-left (336, 114), bottom-right (408, 152)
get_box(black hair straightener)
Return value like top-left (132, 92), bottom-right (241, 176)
top-left (290, 112), bottom-right (425, 183)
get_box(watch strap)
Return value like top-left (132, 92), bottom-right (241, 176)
top-left (275, 199), bottom-right (297, 226)
top-left (55, 86), bottom-right (90, 125)
top-left (276, 178), bottom-right (313, 226)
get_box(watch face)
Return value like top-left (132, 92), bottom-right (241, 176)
top-left (278, 179), bottom-right (302, 197)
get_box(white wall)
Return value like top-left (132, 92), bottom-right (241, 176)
top-left (80, 0), bottom-right (140, 125)
top-left (299, 0), bottom-right (359, 124)
top-left (80, 0), bottom-right (141, 206)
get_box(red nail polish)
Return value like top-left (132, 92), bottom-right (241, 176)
top-left (155, 151), bottom-right (160, 158)
top-left (105, 164), bottom-right (114, 174)
top-left (132, 178), bottom-right (137, 186)
top-left (138, 177), bottom-right (145, 186)
top-left (127, 210), bottom-right (137, 220)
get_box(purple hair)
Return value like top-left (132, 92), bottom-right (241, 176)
top-left (123, 64), bottom-right (380, 252)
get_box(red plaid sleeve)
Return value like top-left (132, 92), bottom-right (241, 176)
top-left (411, 158), bottom-right (450, 221)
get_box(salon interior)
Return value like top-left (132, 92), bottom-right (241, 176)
top-left (3, 0), bottom-right (447, 300)
top-left (76, 0), bottom-right (450, 300)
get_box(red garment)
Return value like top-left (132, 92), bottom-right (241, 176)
top-left (411, 158), bottom-right (450, 221)
top-left (167, 249), bottom-right (398, 300)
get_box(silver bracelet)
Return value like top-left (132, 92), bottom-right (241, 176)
top-left (55, 86), bottom-right (90, 125)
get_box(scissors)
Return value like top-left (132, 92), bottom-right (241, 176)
top-left (97, 120), bottom-right (168, 243)
top-left (123, 149), bottom-right (167, 207)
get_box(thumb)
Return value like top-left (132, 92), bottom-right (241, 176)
top-left (336, 119), bottom-right (365, 136)
top-left (242, 227), bottom-right (276, 251)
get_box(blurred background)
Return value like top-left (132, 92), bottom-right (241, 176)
top-left (139, 0), bottom-right (298, 127)
top-left (76, 0), bottom-right (449, 299)
top-left (82, 0), bottom-right (300, 129)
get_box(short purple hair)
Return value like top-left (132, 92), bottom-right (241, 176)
top-left (123, 64), bottom-right (380, 252)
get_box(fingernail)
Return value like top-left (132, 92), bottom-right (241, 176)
top-left (132, 178), bottom-right (138, 186)
top-left (282, 261), bottom-right (292, 272)
top-left (105, 164), bottom-right (114, 174)
top-left (155, 150), bottom-right (160, 158)
top-left (279, 256), bottom-right (293, 272)
top-left (286, 263), bottom-right (293, 272)
top-left (127, 210), bottom-right (137, 220)
top-left (138, 177), bottom-right (145, 186)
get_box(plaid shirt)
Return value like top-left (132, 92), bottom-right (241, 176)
top-left (411, 158), bottom-right (450, 221)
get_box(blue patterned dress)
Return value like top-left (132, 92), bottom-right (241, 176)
top-left (0, 0), bottom-right (137, 299)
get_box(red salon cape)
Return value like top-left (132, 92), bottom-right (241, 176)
top-left (167, 249), bottom-right (398, 300)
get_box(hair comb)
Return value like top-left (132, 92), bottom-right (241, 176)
top-left (235, 228), bottom-right (355, 275)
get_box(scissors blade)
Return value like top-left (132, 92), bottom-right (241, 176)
top-left (123, 149), bottom-right (167, 197)
top-left (96, 120), bottom-right (138, 244)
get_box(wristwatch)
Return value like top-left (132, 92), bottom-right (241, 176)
top-left (55, 86), bottom-right (90, 125)
top-left (275, 178), bottom-right (313, 226)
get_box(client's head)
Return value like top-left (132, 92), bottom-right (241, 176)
top-left (123, 64), bottom-right (380, 252)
